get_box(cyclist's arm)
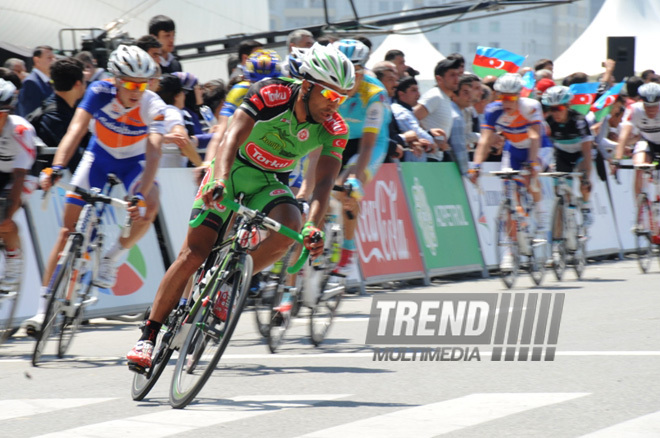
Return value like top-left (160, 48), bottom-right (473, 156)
top-left (472, 127), bottom-right (496, 165)
top-left (297, 147), bottom-right (322, 200)
top-left (582, 140), bottom-right (593, 178)
top-left (354, 131), bottom-right (377, 184)
top-left (307, 154), bottom-right (342, 227)
top-left (213, 110), bottom-right (255, 182)
top-left (52, 107), bottom-right (93, 168)
top-left (528, 123), bottom-right (542, 165)
top-left (140, 133), bottom-right (163, 196)
top-left (615, 123), bottom-right (633, 160)
top-left (6, 168), bottom-right (26, 219)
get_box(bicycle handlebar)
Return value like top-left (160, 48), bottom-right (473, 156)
top-left (190, 195), bottom-right (310, 274)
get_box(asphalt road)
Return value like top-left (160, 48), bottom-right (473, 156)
top-left (1, 257), bottom-right (660, 437)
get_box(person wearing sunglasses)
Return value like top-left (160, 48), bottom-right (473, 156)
top-left (126, 42), bottom-right (355, 369)
top-left (470, 73), bottom-right (547, 269)
top-left (612, 82), bottom-right (660, 199)
top-left (23, 45), bottom-right (166, 336)
top-left (0, 78), bottom-right (37, 289)
top-left (542, 86), bottom-right (594, 226)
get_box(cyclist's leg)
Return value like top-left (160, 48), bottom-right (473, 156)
top-left (632, 141), bottom-right (652, 198)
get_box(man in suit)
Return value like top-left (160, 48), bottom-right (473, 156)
top-left (17, 45), bottom-right (56, 117)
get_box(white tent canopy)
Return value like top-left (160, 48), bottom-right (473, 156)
top-left (553, 0), bottom-right (660, 79)
top-left (366, 22), bottom-right (445, 92)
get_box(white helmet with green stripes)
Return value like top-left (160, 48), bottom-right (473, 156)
top-left (300, 42), bottom-right (355, 91)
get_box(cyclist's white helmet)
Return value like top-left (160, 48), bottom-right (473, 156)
top-left (494, 73), bottom-right (524, 94)
top-left (300, 42), bottom-right (355, 91)
top-left (332, 39), bottom-right (370, 67)
top-left (541, 85), bottom-right (573, 106)
top-left (0, 79), bottom-right (17, 106)
top-left (638, 83), bottom-right (660, 104)
top-left (107, 44), bottom-right (157, 79)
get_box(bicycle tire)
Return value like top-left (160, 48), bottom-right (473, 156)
top-left (170, 253), bottom-right (252, 409)
top-left (550, 198), bottom-right (567, 281)
top-left (131, 309), bottom-right (178, 401)
top-left (32, 239), bottom-right (79, 366)
top-left (0, 250), bottom-right (21, 345)
top-left (266, 245), bottom-right (298, 353)
top-left (495, 202), bottom-right (519, 289)
top-left (636, 194), bottom-right (653, 274)
top-left (529, 231), bottom-right (547, 286)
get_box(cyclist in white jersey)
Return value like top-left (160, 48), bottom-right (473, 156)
top-left (613, 83), bottom-right (660, 198)
top-left (0, 79), bottom-right (36, 287)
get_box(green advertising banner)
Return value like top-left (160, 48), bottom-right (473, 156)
top-left (400, 163), bottom-right (484, 275)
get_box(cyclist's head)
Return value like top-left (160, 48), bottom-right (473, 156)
top-left (0, 78), bottom-right (17, 114)
top-left (542, 86), bottom-right (572, 121)
top-left (287, 47), bottom-right (308, 79)
top-left (495, 73), bottom-right (523, 113)
top-left (332, 39), bottom-right (370, 68)
top-left (244, 49), bottom-right (281, 83)
top-left (108, 45), bottom-right (156, 107)
top-left (639, 83), bottom-right (660, 117)
top-left (299, 42), bottom-right (355, 123)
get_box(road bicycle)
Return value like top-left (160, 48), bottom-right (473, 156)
top-left (619, 161), bottom-right (660, 273)
top-left (32, 175), bottom-right (135, 366)
top-left (130, 196), bottom-right (310, 408)
top-left (542, 172), bottom-right (587, 280)
top-left (0, 195), bottom-right (21, 344)
top-left (491, 169), bottom-right (547, 289)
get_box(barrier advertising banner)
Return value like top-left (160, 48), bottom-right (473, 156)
top-left (608, 163), bottom-right (647, 252)
top-left (22, 178), bottom-right (166, 321)
top-left (400, 162), bottom-right (483, 276)
top-left (355, 164), bottom-right (426, 283)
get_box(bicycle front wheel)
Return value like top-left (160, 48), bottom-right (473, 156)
top-left (495, 203), bottom-right (519, 289)
top-left (170, 253), bottom-right (253, 409)
top-left (636, 194), bottom-right (653, 273)
top-left (57, 271), bottom-right (93, 358)
top-left (32, 240), bottom-right (78, 366)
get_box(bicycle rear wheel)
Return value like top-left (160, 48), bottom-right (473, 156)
top-left (131, 308), bottom-right (177, 401)
top-left (495, 203), bottom-right (519, 289)
top-left (550, 199), bottom-right (567, 281)
top-left (636, 195), bottom-right (653, 273)
top-left (32, 240), bottom-right (78, 366)
top-left (0, 251), bottom-right (20, 344)
top-left (170, 253), bottom-right (252, 409)
top-left (309, 274), bottom-right (344, 347)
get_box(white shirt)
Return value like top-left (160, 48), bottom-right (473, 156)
top-left (418, 86), bottom-right (453, 138)
top-left (160, 105), bottom-right (188, 168)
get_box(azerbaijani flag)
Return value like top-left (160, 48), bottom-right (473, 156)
top-left (521, 70), bottom-right (535, 97)
top-left (590, 81), bottom-right (625, 122)
top-left (568, 82), bottom-right (599, 115)
top-left (473, 47), bottom-right (525, 78)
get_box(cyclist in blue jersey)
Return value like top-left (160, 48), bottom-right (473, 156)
top-left (23, 45), bottom-right (166, 335)
top-left (332, 39), bottom-right (391, 273)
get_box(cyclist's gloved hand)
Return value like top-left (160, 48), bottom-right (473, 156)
top-left (468, 164), bottom-right (480, 184)
top-left (345, 177), bottom-right (364, 200)
top-left (127, 192), bottom-right (147, 221)
top-left (302, 221), bottom-right (325, 259)
top-left (39, 165), bottom-right (64, 191)
top-left (202, 179), bottom-right (226, 211)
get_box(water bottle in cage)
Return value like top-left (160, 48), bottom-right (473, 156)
top-left (237, 226), bottom-right (268, 250)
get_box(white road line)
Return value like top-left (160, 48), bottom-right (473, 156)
top-left (3, 350), bottom-right (660, 363)
top-left (0, 398), bottom-right (116, 421)
top-left (32, 394), bottom-right (350, 438)
top-left (297, 392), bottom-right (590, 438)
top-left (579, 411), bottom-right (660, 437)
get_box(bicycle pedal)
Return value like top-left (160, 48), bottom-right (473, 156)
top-left (127, 362), bottom-right (147, 375)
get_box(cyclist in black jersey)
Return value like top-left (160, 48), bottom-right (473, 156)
top-left (542, 86), bottom-right (594, 226)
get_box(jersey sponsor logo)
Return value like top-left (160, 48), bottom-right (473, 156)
top-left (333, 138), bottom-right (347, 149)
top-left (260, 132), bottom-right (286, 152)
top-left (245, 142), bottom-right (294, 170)
top-left (322, 113), bottom-right (348, 135)
top-left (250, 94), bottom-right (265, 111)
top-left (259, 84), bottom-right (292, 108)
top-left (270, 188), bottom-right (288, 196)
top-left (297, 128), bottom-right (309, 141)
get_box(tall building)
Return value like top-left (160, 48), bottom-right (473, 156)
top-left (269, 0), bottom-right (595, 73)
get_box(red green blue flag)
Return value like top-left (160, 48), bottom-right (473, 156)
top-left (568, 82), bottom-right (599, 115)
top-left (521, 71), bottom-right (535, 97)
top-left (590, 81), bottom-right (625, 122)
top-left (472, 47), bottom-right (525, 78)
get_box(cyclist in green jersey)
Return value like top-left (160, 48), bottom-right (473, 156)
top-left (127, 43), bottom-right (355, 368)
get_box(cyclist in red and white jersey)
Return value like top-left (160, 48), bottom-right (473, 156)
top-left (23, 45), bottom-right (166, 335)
top-left (613, 83), bottom-right (660, 198)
